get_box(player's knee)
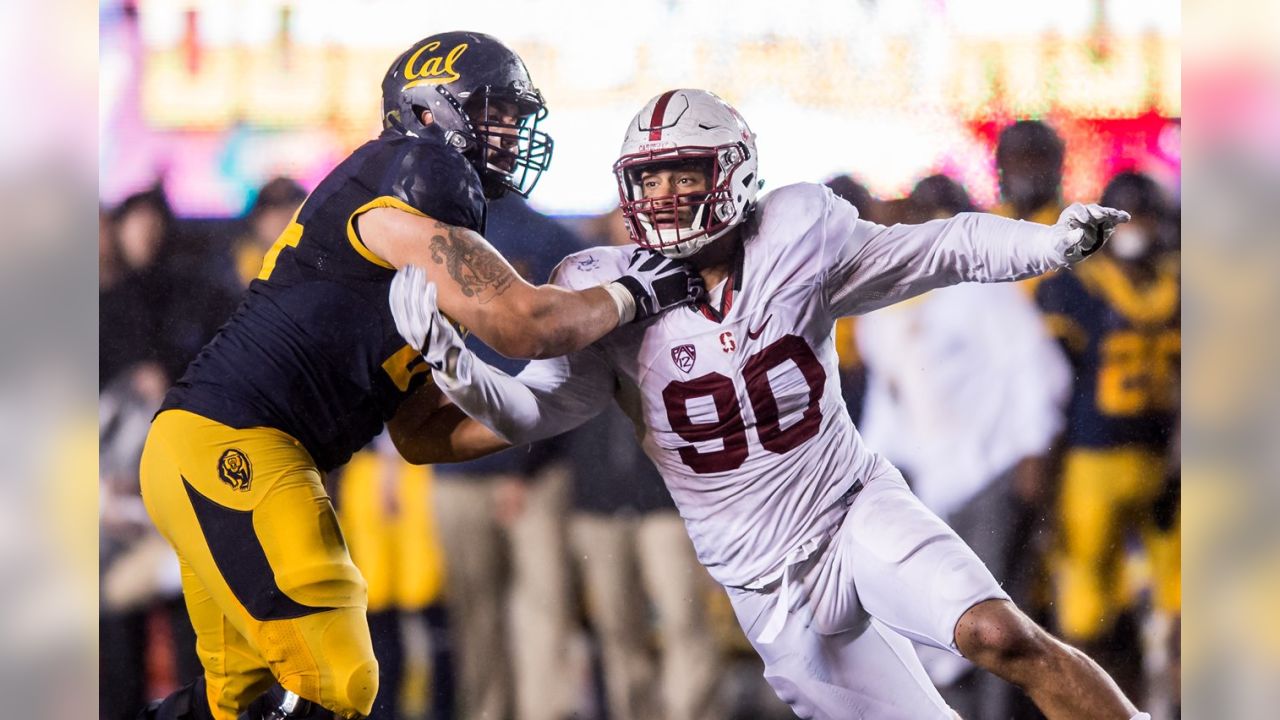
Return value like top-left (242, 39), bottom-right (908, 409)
top-left (277, 656), bottom-right (378, 719)
top-left (955, 600), bottom-right (1047, 671)
top-left (328, 657), bottom-right (379, 719)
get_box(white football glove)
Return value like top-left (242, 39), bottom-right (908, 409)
top-left (1057, 203), bottom-right (1131, 264)
top-left (389, 265), bottom-right (469, 379)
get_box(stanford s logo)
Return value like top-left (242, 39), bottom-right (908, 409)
top-left (218, 449), bottom-right (253, 492)
top-left (671, 344), bottom-right (697, 373)
top-left (719, 331), bottom-right (737, 353)
top-left (403, 42), bottom-right (468, 89)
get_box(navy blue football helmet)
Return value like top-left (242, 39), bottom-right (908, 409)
top-left (382, 31), bottom-right (553, 199)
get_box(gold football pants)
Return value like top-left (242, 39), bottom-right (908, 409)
top-left (1054, 446), bottom-right (1182, 642)
top-left (140, 410), bottom-right (377, 719)
top-left (337, 450), bottom-right (445, 613)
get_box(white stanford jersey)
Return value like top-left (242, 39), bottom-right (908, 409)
top-left (442, 182), bottom-right (1070, 589)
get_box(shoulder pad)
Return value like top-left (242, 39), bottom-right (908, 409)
top-left (549, 246), bottom-right (633, 291)
top-left (384, 137), bottom-right (486, 232)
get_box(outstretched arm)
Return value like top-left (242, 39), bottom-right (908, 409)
top-left (822, 196), bottom-right (1128, 317)
top-left (361, 208), bottom-right (701, 359)
top-left (388, 274), bottom-right (618, 459)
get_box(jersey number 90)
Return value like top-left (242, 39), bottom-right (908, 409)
top-left (662, 335), bottom-right (825, 474)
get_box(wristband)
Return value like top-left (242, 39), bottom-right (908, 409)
top-left (602, 281), bottom-right (637, 324)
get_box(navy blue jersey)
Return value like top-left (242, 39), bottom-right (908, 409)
top-left (162, 129), bottom-right (486, 471)
top-left (1035, 255), bottom-right (1180, 451)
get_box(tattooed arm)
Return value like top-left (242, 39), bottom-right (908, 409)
top-left (358, 207), bottom-right (621, 359)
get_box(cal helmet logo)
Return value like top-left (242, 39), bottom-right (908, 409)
top-left (218, 448), bottom-right (253, 492)
top-left (671, 344), bottom-right (697, 373)
top-left (403, 41), bottom-right (468, 89)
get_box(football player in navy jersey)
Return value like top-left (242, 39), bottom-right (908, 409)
top-left (136, 32), bottom-right (702, 720)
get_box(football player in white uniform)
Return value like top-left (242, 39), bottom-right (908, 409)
top-left (388, 89), bottom-right (1147, 720)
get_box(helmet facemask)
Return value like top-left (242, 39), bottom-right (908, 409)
top-left (614, 144), bottom-right (748, 259)
top-left (460, 87), bottom-right (553, 199)
top-left (416, 86), bottom-right (553, 199)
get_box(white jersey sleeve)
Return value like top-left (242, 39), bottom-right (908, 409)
top-left (816, 186), bottom-right (1071, 317)
top-left (433, 248), bottom-right (622, 444)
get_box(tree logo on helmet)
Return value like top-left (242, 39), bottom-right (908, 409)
top-left (404, 42), bottom-right (469, 89)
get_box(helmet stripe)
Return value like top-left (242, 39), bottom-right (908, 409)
top-left (648, 90), bottom-right (678, 141)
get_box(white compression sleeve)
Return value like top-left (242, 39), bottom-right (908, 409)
top-left (434, 356), bottom-right (549, 446)
top-left (433, 345), bottom-right (615, 446)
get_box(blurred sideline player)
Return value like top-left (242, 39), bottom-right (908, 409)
top-left (993, 119), bottom-right (1066, 302)
top-left (994, 119), bottom-right (1067, 228)
top-left (392, 89), bottom-right (1148, 720)
top-left (336, 435), bottom-right (450, 720)
top-left (1035, 171), bottom-right (1181, 701)
top-left (233, 178), bottom-right (308, 288)
top-left (137, 32), bottom-right (702, 720)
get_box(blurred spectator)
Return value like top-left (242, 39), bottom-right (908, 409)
top-left (99, 185), bottom-right (238, 388)
top-left (994, 119), bottom-right (1066, 225)
top-left (335, 435), bottom-right (453, 720)
top-left (1035, 170), bottom-right (1181, 704)
top-left (857, 174), bottom-right (1072, 720)
top-left (564, 209), bottom-right (723, 720)
top-left (824, 174), bottom-right (876, 219)
top-left (98, 185), bottom-right (238, 719)
top-left (233, 177), bottom-right (307, 287)
top-left (430, 194), bottom-right (584, 720)
top-left (99, 371), bottom-right (199, 720)
top-left (908, 173), bottom-right (977, 218)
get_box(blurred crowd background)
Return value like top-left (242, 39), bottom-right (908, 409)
top-left (0, 0), bottom-right (1259, 718)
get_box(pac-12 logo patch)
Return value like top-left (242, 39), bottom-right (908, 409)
top-left (572, 254), bottom-right (599, 272)
top-left (671, 344), bottom-right (697, 373)
top-left (218, 448), bottom-right (253, 492)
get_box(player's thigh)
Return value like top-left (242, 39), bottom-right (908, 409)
top-left (726, 586), bottom-right (953, 720)
top-left (835, 473), bottom-right (1008, 654)
top-left (140, 410), bottom-right (353, 633)
top-left (141, 410), bottom-right (374, 711)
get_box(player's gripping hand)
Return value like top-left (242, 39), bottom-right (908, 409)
top-left (1057, 203), bottom-right (1131, 264)
top-left (389, 265), bottom-right (468, 378)
top-left (606, 249), bottom-right (706, 323)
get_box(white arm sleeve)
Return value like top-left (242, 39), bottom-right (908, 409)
top-left (822, 199), bottom-right (1070, 318)
top-left (434, 344), bottom-right (616, 446)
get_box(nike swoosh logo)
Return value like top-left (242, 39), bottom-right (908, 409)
top-left (747, 315), bottom-right (772, 340)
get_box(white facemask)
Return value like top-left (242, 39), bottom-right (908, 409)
top-left (1109, 224), bottom-right (1151, 261)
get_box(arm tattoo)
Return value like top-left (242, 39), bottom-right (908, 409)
top-left (427, 223), bottom-right (515, 304)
